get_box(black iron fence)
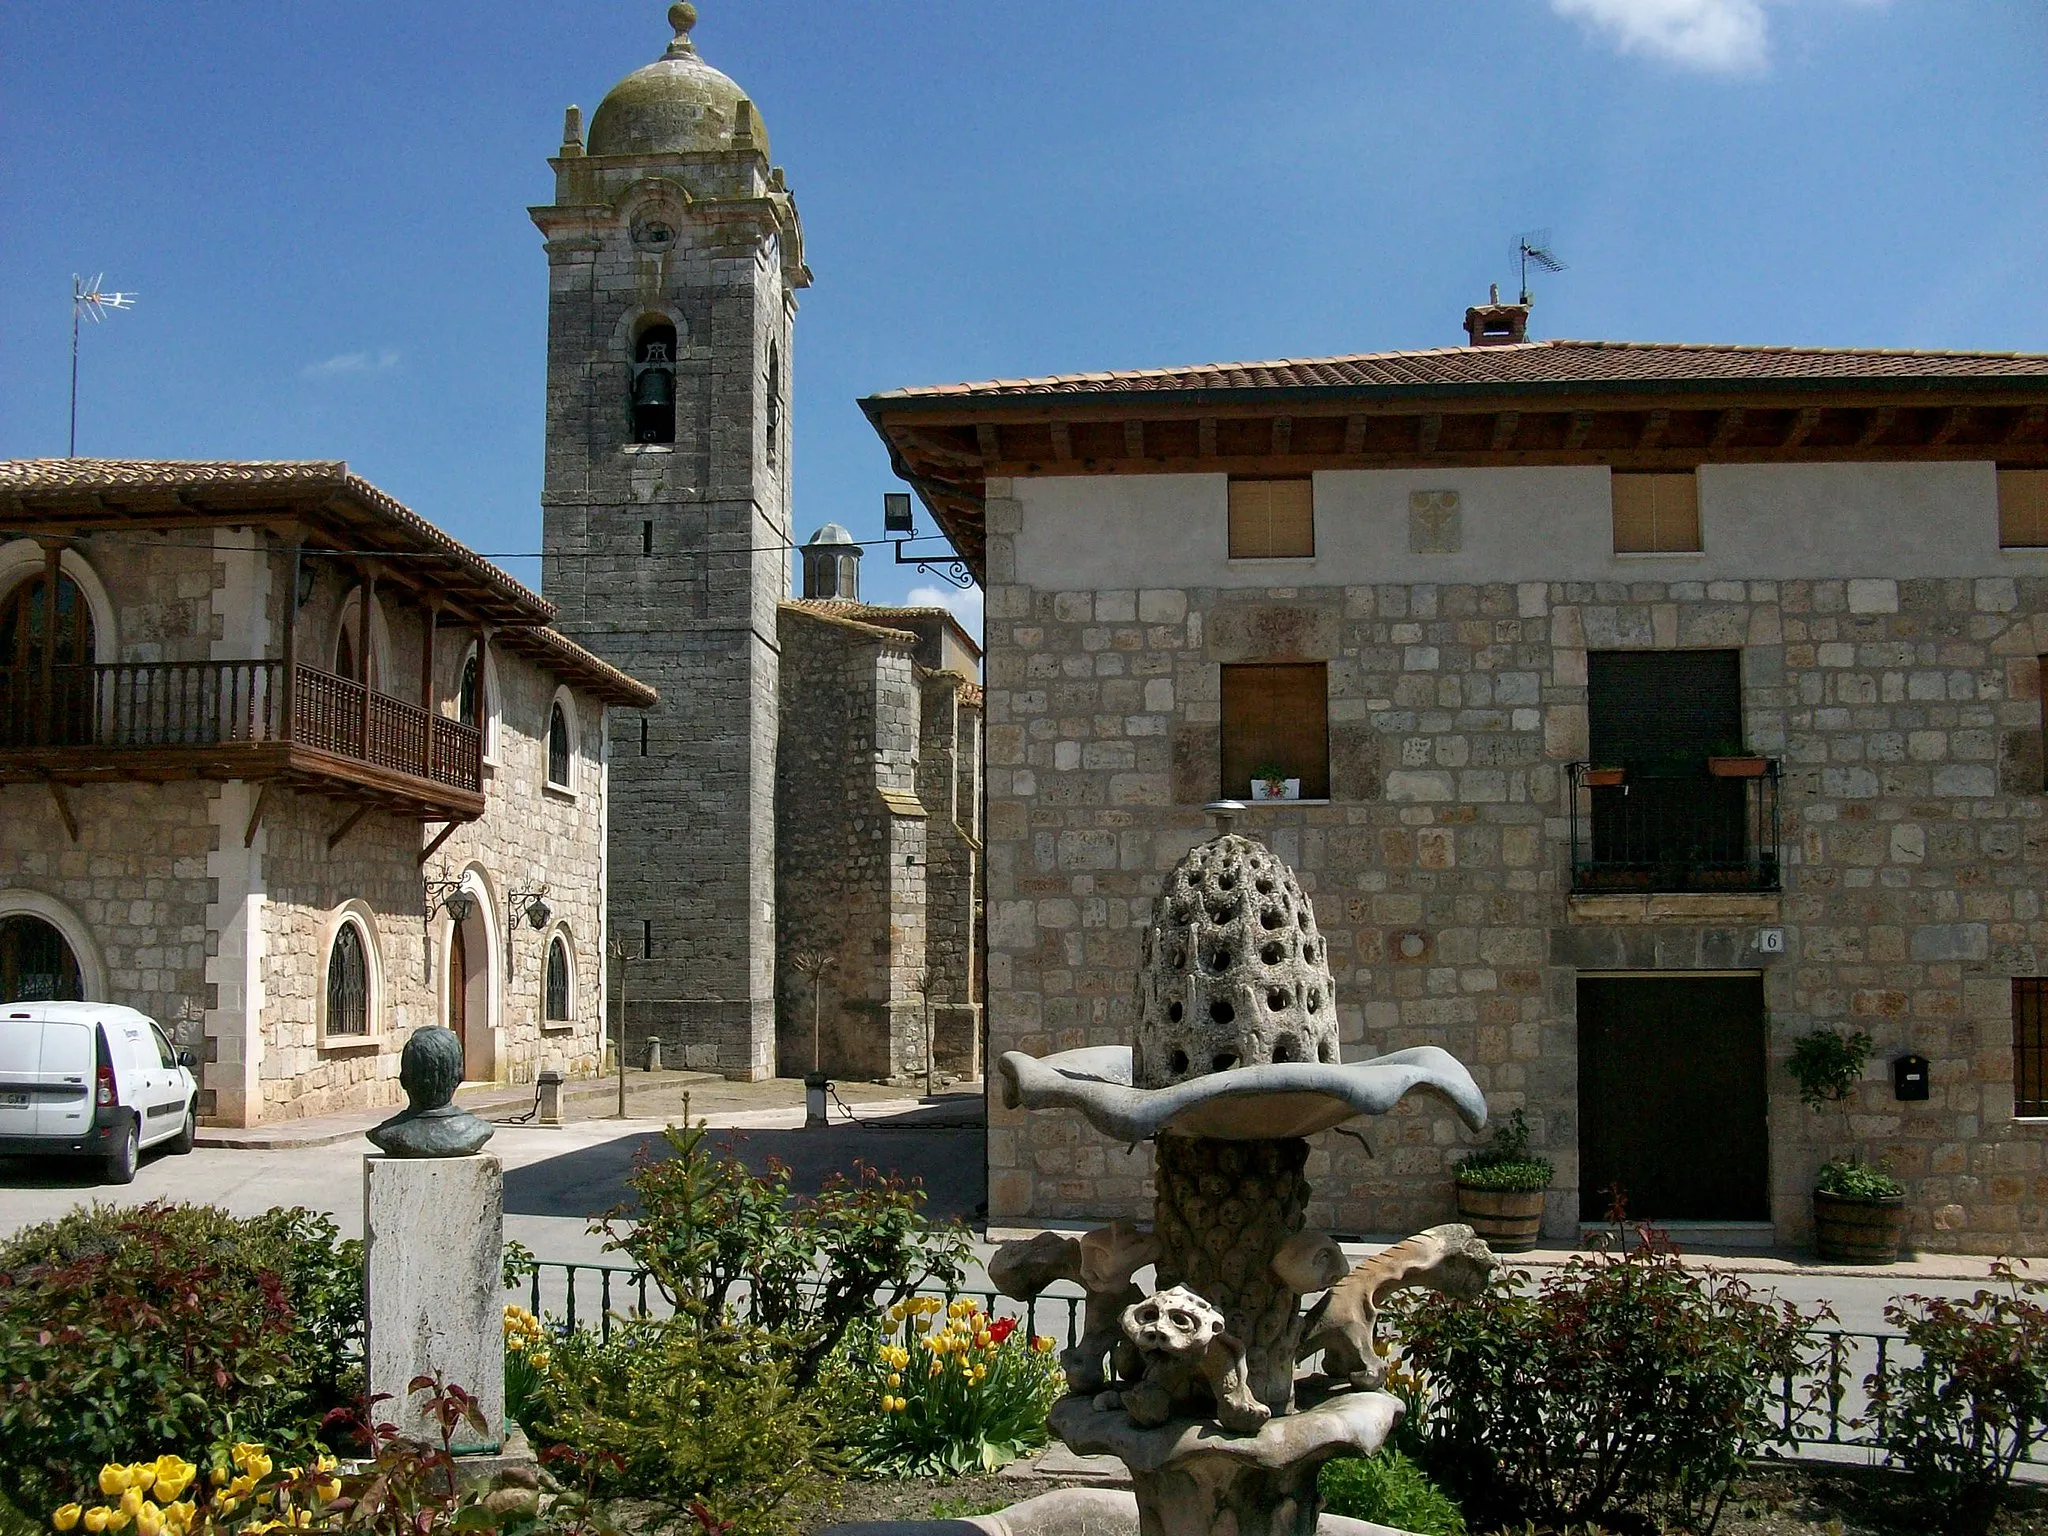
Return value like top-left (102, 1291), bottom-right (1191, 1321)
top-left (508, 1258), bottom-right (2041, 1467)
top-left (1568, 760), bottom-right (1782, 894)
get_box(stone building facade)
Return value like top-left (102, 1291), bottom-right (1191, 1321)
top-left (0, 459), bottom-right (654, 1126)
top-left (535, 8), bottom-right (984, 1082)
top-left (867, 323), bottom-right (2048, 1255)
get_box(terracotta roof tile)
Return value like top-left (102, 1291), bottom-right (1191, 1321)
top-left (867, 340), bottom-right (2048, 402)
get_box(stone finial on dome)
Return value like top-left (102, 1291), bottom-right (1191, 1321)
top-left (666, 2), bottom-right (699, 54)
top-left (1132, 828), bottom-right (1340, 1090)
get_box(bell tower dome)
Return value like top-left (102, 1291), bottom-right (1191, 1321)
top-left (533, 1), bottom-right (809, 1080)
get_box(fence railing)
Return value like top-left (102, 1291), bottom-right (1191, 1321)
top-left (509, 1259), bottom-right (2042, 1468)
top-left (1567, 760), bottom-right (1782, 894)
top-left (0, 660), bottom-right (481, 794)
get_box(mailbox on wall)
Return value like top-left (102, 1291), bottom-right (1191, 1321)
top-left (1893, 1053), bottom-right (1930, 1102)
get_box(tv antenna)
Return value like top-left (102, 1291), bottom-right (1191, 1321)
top-left (1515, 231), bottom-right (1566, 306)
top-left (70, 274), bottom-right (138, 457)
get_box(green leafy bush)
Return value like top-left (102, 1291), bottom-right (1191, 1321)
top-left (1391, 1236), bottom-right (1832, 1534)
top-left (0, 1202), bottom-right (362, 1508)
top-left (840, 1297), bottom-right (1064, 1476)
top-left (521, 1314), bottom-right (830, 1536)
top-left (600, 1120), bottom-right (970, 1392)
top-left (1865, 1259), bottom-right (2048, 1536)
top-left (1319, 1449), bottom-right (1466, 1535)
top-left (1815, 1159), bottom-right (1905, 1200)
top-left (1452, 1108), bottom-right (1553, 1192)
top-left (1787, 1028), bottom-right (1872, 1110)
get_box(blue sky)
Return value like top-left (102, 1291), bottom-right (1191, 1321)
top-left (3, 1), bottom-right (2043, 629)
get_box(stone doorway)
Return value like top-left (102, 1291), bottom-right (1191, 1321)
top-left (1576, 974), bottom-right (1769, 1224)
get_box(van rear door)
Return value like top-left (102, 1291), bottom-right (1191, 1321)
top-left (0, 1012), bottom-right (41, 1138)
top-left (35, 1019), bottom-right (92, 1138)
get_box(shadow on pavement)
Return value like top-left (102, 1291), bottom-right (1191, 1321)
top-left (503, 1106), bottom-right (987, 1225)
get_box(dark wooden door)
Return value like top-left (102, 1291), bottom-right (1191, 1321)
top-left (1577, 976), bottom-right (1769, 1223)
top-left (448, 922), bottom-right (468, 1050)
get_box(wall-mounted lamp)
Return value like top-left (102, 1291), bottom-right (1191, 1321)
top-left (512, 887), bottom-right (553, 931)
top-left (296, 557), bottom-right (320, 609)
top-left (423, 876), bottom-right (473, 926)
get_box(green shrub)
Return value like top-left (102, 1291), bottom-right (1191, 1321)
top-left (522, 1313), bottom-right (831, 1536)
top-left (1392, 1236), bottom-right (1832, 1534)
top-left (0, 1202), bottom-right (361, 1508)
top-left (600, 1119), bottom-right (970, 1392)
top-left (1319, 1449), bottom-right (1466, 1535)
top-left (1815, 1159), bottom-right (1905, 1199)
top-left (1452, 1108), bottom-right (1553, 1192)
top-left (1786, 1028), bottom-right (1872, 1110)
top-left (1866, 1259), bottom-right (2048, 1536)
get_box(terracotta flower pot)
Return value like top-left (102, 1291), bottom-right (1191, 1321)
top-left (1455, 1185), bottom-right (1547, 1253)
top-left (1584, 767), bottom-right (1625, 788)
top-left (1708, 756), bottom-right (1769, 778)
top-left (1813, 1189), bottom-right (1906, 1263)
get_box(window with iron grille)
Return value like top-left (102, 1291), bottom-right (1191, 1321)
top-left (2016, 979), bottom-right (2048, 1117)
top-left (327, 922), bottom-right (369, 1036)
top-left (548, 702), bottom-right (572, 788)
top-left (545, 937), bottom-right (572, 1023)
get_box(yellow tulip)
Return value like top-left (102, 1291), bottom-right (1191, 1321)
top-left (314, 1480), bottom-right (341, 1503)
top-left (214, 1499), bottom-right (237, 1519)
top-left (83, 1510), bottom-right (110, 1535)
top-left (150, 1460), bottom-right (196, 1503)
top-left (133, 1503), bottom-right (161, 1536)
top-left (103, 1512), bottom-right (129, 1535)
top-left (974, 1330), bottom-right (992, 1349)
top-left (127, 1466), bottom-right (156, 1494)
top-left (53, 1505), bottom-right (83, 1532)
top-left (888, 1372), bottom-right (902, 1388)
top-left (118, 1492), bottom-right (142, 1522)
top-left (98, 1470), bottom-right (128, 1499)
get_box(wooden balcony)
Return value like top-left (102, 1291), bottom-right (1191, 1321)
top-left (0, 661), bottom-right (484, 821)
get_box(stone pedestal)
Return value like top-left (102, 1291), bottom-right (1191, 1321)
top-left (364, 1153), bottom-right (505, 1452)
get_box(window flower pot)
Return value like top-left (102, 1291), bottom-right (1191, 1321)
top-left (1249, 778), bottom-right (1301, 801)
top-left (1812, 1189), bottom-right (1906, 1263)
top-left (1454, 1185), bottom-right (1548, 1253)
top-left (1709, 755), bottom-right (1769, 778)
top-left (1584, 767), bottom-right (1625, 788)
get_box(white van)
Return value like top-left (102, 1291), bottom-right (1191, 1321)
top-left (0, 1002), bottom-right (199, 1183)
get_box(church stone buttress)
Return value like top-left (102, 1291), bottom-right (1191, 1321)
top-left (533, 2), bottom-right (808, 1079)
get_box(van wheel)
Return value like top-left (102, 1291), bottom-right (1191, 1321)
top-left (104, 1119), bottom-right (139, 1184)
top-left (169, 1101), bottom-right (197, 1155)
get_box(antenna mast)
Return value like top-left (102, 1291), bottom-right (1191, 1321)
top-left (1515, 232), bottom-right (1567, 306)
top-left (70, 274), bottom-right (137, 457)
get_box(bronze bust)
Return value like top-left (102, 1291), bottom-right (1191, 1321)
top-left (368, 1027), bottom-right (495, 1157)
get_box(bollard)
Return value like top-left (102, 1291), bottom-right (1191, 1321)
top-left (804, 1070), bottom-right (829, 1129)
top-left (535, 1068), bottom-right (565, 1126)
top-left (643, 1036), bottom-right (662, 1073)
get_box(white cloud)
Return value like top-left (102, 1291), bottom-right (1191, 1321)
top-left (1551, 0), bottom-right (1772, 73)
top-left (905, 581), bottom-right (984, 643)
top-left (302, 348), bottom-right (400, 379)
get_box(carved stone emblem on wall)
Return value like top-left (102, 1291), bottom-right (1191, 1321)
top-left (1408, 489), bottom-right (1462, 554)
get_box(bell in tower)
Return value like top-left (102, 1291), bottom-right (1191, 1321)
top-left (632, 322), bottom-right (677, 443)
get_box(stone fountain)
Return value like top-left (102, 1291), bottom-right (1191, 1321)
top-left (829, 805), bottom-right (1497, 1536)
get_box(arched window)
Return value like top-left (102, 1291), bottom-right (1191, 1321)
top-left (457, 646), bottom-right (500, 764)
top-left (458, 653), bottom-right (479, 728)
top-left (548, 702), bottom-right (572, 788)
top-left (326, 921), bottom-right (369, 1036)
top-left (1, 571), bottom-right (95, 669)
top-left (544, 935), bottom-right (572, 1023)
top-left (0, 914), bottom-right (84, 1003)
top-left (632, 321), bottom-right (677, 444)
top-left (766, 341), bottom-right (781, 458)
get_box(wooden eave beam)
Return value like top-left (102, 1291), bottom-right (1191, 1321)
top-left (1271, 417), bottom-right (1292, 456)
top-left (1856, 407), bottom-right (1899, 447)
top-left (1124, 420), bottom-right (1145, 459)
top-left (1564, 411), bottom-right (1595, 449)
top-left (1489, 411), bottom-right (1520, 451)
top-left (1783, 407), bottom-right (1824, 448)
top-left (1709, 407), bottom-right (1747, 450)
top-left (1928, 405), bottom-right (1970, 446)
top-left (1050, 421), bottom-right (1074, 461)
top-left (1417, 413), bottom-right (1443, 455)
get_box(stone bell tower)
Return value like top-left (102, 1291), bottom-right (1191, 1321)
top-left (534, 1), bottom-right (808, 1078)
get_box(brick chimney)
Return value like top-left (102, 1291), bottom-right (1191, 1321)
top-left (1463, 284), bottom-right (1531, 347)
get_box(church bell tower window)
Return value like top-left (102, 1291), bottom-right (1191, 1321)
top-left (631, 321), bottom-right (677, 444)
top-left (766, 341), bottom-right (781, 460)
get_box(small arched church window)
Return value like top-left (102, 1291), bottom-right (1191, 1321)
top-left (327, 922), bottom-right (369, 1036)
top-left (545, 936), bottom-right (571, 1022)
top-left (548, 701), bottom-right (572, 788)
top-left (458, 654), bottom-right (479, 727)
top-left (632, 321), bottom-right (677, 444)
top-left (766, 341), bottom-right (781, 458)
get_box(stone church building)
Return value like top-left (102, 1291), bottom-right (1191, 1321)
top-left (535, 4), bottom-right (982, 1082)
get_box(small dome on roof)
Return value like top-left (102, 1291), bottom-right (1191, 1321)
top-left (587, 3), bottom-right (768, 159)
top-left (804, 522), bottom-right (857, 547)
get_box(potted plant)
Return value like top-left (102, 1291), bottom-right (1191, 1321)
top-left (1788, 1027), bottom-right (1907, 1263)
top-left (1584, 766), bottom-right (1625, 788)
top-left (1249, 761), bottom-right (1300, 801)
top-left (1708, 753), bottom-right (1769, 777)
top-left (1452, 1108), bottom-right (1552, 1253)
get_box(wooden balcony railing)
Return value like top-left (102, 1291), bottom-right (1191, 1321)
top-left (0, 662), bottom-right (481, 798)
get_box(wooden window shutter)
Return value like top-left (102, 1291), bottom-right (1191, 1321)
top-left (1220, 663), bottom-right (1329, 798)
top-left (2015, 978), bottom-right (2048, 1117)
top-left (1612, 473), bottom-right (1701, 553)
top-left (1228, 479), bottom-right (1315, 559)
top-left (1999, 471), bottom-right (2048, 549)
